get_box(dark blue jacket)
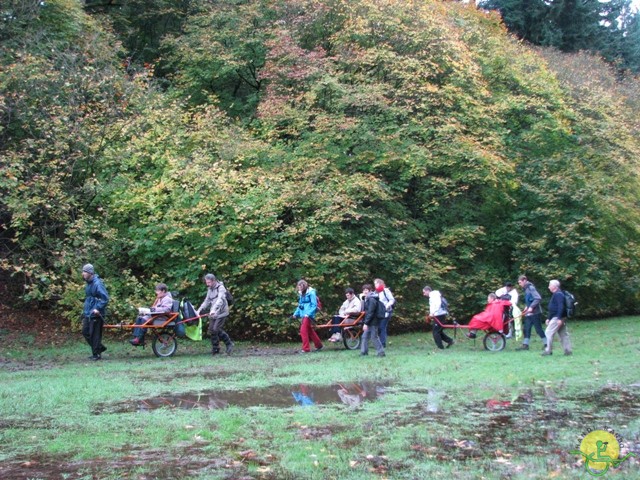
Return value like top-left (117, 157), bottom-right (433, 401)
top-left (83, 275), bottom-right (109, 318)
top-left (547, 291), bottom-right (566, 320)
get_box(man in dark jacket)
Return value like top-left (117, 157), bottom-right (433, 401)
top-left (360, 284), bottom-right (385, 357)
top-left (542, 279), bottom-right (572, 356)
top-left (516, 275), bottom-right (547, 351)
top-left (81, 264), bottom-right (109, 361)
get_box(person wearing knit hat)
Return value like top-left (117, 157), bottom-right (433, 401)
top-left (81, 263), bottom-right (109, 360)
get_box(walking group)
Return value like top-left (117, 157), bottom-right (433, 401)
top-left (81, 265), bottom-right (234, 360)
top-left (80, 263), bottom-right (571, 360)
top-left (423, 275), bottom-right (572, 356)
top-left (290, 278), bottom-right (394, 357)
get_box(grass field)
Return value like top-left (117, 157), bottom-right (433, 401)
top-left (1, 316), bottom-right (639, 479)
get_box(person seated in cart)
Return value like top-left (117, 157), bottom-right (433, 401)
top-left (465, 293), bottom-right (512, 339)
top-left (130, 283), bottom-right (174, 346)
top-left (328, 288), bottom-right (362, 342)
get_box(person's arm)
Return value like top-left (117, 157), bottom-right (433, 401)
top-left (345, 297), bottom-right (362, 315)
top-left (363, 298), bottom-right (375, 328)
top-left (197, 292), bottom-right (211, 315)
top-left (210, 286), bottom-right (227, 317)
top-left (429, 292), bottom-right (441, 316)
top-left (338, 299), bottom-right (349, 316)
top-left (93, 281), bottom-right (109, 314)
top-left (528, 286), bottom-right (541, 312)
top-left (548, 292), bottom-right (563, 320)
top-left (510, 290), bottom-right (519, 305)
top-left (307, 291), bottom-right (318, 318)
top-left (383, 288), bottom-right (395, 309)
top-left (292, 295), bottom-right (302, 318)
top-left (153, 295), bottom-right (174, 313)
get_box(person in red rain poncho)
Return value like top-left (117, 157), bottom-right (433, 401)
top-left (465, 293), bottom-right (512, 338)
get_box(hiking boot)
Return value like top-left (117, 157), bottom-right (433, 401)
top-left (541, 350), bottom-right (553, 356)
top-left (446, 339), bottom-right (455, 348)
top-left (516, 344), bottom-right (529, 351)
top-left (225, 342), bottom-right (234, 355)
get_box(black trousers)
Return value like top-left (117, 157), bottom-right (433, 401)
top-left (82, 315), bottom-right (105, 356)
top-left (432, 314), bottom-right (453, 349)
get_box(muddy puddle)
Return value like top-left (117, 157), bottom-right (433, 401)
top-left (94, 382), bottom-right (390, 413)
top-left (408, 385), bottom-right (640, 463)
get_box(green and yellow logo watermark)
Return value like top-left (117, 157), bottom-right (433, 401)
top-left (570, 429), bottom-right (636, 476)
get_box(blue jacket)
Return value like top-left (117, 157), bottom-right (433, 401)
top-left (547, 291), bottom-right (566, 320)
top-left (83, 275), bottom-right (109, 318)
top-left (293, 288), bottom-right (318, 319)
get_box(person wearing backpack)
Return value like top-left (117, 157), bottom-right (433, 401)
top-left (423, 285), bottom-right (454, 349)
top-left (196, 273), bottom-right (234, 356)
top-left (541, 279), bottom-right (572, 356)
top-left (374, 278), bottom-right (396, 348)
top-left (360, 284), bottom-right (386, 357)
top-left (291, 279), bottom-right (324, 353)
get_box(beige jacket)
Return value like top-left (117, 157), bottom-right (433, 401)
top-left (198, 282), bottom-right (229, 319)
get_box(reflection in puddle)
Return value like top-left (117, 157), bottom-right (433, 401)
top-left (94, 382), bottom-right (389, 413)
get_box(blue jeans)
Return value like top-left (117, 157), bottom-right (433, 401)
top-left (377, 312), bottom-right (392, 347)
top-left (330, 315), bottom-right (344, 335)
top-left (522, 313), bottom-right (546, 346)
top-left (132, 316), bottom-right (150, 340)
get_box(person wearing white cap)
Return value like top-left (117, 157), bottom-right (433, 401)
top-left (81, 264), bottom-right (109, 360)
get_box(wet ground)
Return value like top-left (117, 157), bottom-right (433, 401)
top-left (1, 384), bottom-right (638, 479)
top-left (405, 384), bottom-right (640, 467)
top-left (93, 382), bottom-right (390, 413)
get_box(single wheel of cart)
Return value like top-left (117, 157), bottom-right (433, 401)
top-left (342, 327), bottom-right (362, 350)
top-left (152, 332), bottom-right (178, 357)
top-left (483, 332), bottom-right (506, 352)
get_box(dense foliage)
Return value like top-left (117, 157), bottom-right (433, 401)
top-left (1, 0), bottom-right (639, 339)
top-left (480, 0), bottom-right (640, 73)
